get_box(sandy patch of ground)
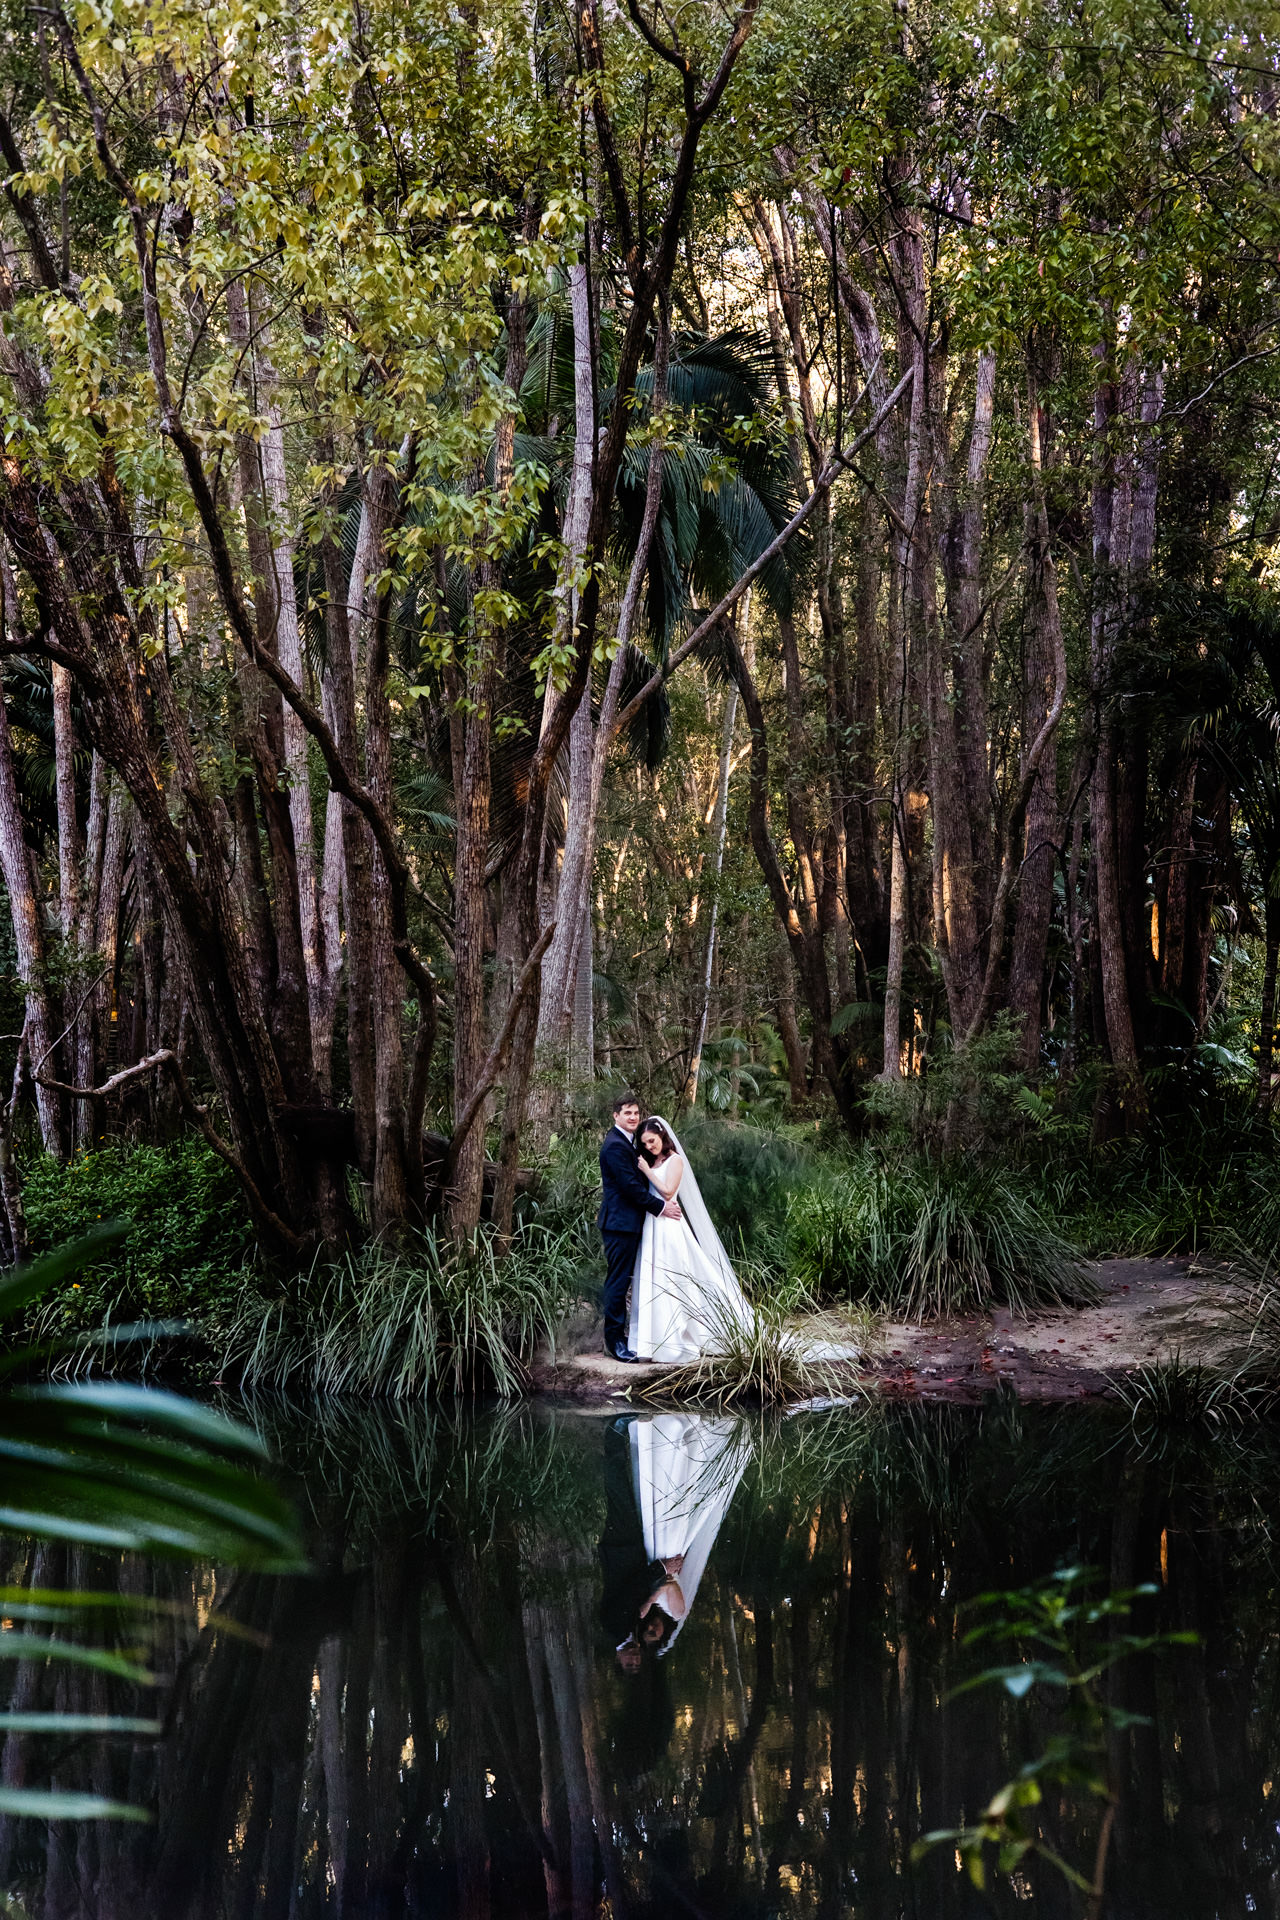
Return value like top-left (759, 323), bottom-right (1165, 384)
top-left (867, 1256), bottom-right (1240, 1403)
top-left (533, 1258), bottom-right (1242, 1405)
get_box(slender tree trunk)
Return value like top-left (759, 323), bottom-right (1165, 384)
top-left (1008, 367), bottom-right (1064, 1068)
top-left (365, 491), bottom-right (409, 1231)
top-left (771, 935), bottom-right (808, 1105)
top-left (682, 681), bottom-right (738, 1107)
top-left (71, 746), bottom-right (107, 1149)
top-left (1088, 347), bottom-right (1142, 1109)
top-left (51, 660), bottom-right (80, 940)
top-left (1258, 895), bottom-right (1279, 1112)
top-left (0, 680), bottom-right (65, 1157)
top-left (530, 258), bottom-right (599, 1137)
top-left (881, 794), bottom-right (908, 1081)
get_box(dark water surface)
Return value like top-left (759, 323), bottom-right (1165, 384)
top-left (2, 1394), bottom-right (1278, 1918)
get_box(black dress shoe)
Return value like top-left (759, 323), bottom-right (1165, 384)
top-left (607, 1343), bottom-right (641, 1363)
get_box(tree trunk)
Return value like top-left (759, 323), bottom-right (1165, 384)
top-left (771, 935), bottom-right (808, 1104)
top-left (0, 679), bottom-right (65, 1157)
top-left (1258, 895), bottom-right (1279, 1112)
top-left (1088, 347), bottom-right (1142, 1112)
top-left (51, 660), bottom-right (80, 941)
top-left (1008, 367), bottom-right (1064, 1069)
top-left (682, 681), bottom-right (738, 1108)
top-left (530, 258), bottom-right (599, 1140)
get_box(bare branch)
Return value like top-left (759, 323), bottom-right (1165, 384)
top-left (437, 921), bottom-right (556, 1202)
top-left (37, 1050), bottom-right (305, 1250)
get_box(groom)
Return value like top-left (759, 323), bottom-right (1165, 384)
top-left (598, 1092), bottom-right (682, 1362)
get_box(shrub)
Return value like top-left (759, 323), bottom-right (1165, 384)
top-left (862, 1016), bottom-right (1045, 1157)
top-left (788, 1152), bottom-right (1094, 1319)
top-left (1030, 1105), bottom-right (1279, 1259)
top-left (671, 1116), bottom-right (816, 1263)
top-left (22, 1139), bottom-right (255, 1343)
top-left (221, 1222), bottom-right (584, 1399)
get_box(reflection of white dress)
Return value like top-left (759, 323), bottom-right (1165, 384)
top-left (629, 1412), bottom-right (752, 1649)
top-left (628, 1154), bottom-right (754, 1362)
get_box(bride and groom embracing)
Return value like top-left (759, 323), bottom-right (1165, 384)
top-left (597, 1092), bottom-right (754, 1363)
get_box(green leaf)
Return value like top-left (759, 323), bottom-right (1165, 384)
top-left (0, 1228), bottom-right (129, 1325)
top-left (0, 1634), bottom-right (154, 1684)
top-left (0, 1788), bottom-right (149, 1822)
top-left (0, 1714), bottom-right (162, 1735)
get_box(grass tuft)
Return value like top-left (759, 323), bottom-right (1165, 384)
top-left (1114, 1354), bottom-right (1249, 1454)
top-left (629, 1289), bottom-right (860, 1410)
top-left (220, 1223), bottom-right (583, 1400)
top-left (788, 1154), bottom-right (1094, 1319)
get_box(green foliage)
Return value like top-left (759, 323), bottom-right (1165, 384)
top-left (0, 1232), bottom-right (304, 1823)
top-left (789, 1151), bottom-right (1094, 1318)
top-left (914, 1568), bottom-right (1195, 1902)
top-left (222, 1223), bottom-right (584, 1400)
top-left (862, 1016), bottom-right (1042, 1157)
top-left (1032, 1099), bottom-right (1280, 1259)
top-left (672, 1117), bottom-right (817, 1263)
top-left (22, 1141), bottom-right (254, 1341)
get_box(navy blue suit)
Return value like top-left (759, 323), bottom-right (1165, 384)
top-left (598, 1126), bottom-right (664, 1350)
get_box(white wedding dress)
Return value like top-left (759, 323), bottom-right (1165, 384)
top-left (627, 1122), bottom-right (755, 1362)
top-left (629, 1412), bottom-right (752, 1650)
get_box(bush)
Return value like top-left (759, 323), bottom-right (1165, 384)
top-left (788, 1152), bottom-right (1094, 1319)
top-left (22, 1139), bottom-right (255, 1342)
top-left (221, 1222), bottom-right (585, 1399)
top-left (1031, 1103), bottom-right (1279, 1259)
top-left (671, 1116), bottom-right (816, 1263)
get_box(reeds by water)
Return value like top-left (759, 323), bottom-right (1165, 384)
top-left (788, 1155), bottom-right (1094, 1318)
top-left (221, 1224), bottom-right (583, 1399)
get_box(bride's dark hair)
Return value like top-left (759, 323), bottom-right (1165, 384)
top-left (639, 1117), bottom-right (678, 1159)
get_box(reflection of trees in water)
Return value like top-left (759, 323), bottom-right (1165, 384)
top-left (0, 1401), bottom-right (1278, 1916)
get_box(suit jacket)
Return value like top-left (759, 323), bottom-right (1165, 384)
top-left (597, 1126), bottom-right (665, 1235)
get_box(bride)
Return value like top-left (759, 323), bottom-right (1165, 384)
top-left (628, 1117), bottom-right (755, 1363)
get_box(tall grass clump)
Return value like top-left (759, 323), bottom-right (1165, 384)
top-left (1114, 1356), bottom-right (1249, 1453)
top-left (221, 1223), bottom-right (583, 1399)
top-left (789, 1153), bottom-right (1095, 1319)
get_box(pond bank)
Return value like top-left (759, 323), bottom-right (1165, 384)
top-left (533, 1255), bottom-right (1241, 1404)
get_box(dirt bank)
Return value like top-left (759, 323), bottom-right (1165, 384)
top-left (532, 1256), bottom-right (1241, 1405)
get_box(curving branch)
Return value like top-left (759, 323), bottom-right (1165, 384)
top-left (434, 922), bottom-right (555, 1210)
top-left (36, 1050), bottom-right (305, 1250)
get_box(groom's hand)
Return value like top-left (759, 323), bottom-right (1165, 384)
top-left (661, 1199), bottom-right (682, 1220)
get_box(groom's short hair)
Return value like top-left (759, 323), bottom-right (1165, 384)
top-left (613, 1091), bottom-right (641, 1115)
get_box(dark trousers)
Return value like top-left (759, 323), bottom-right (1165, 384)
top-left (601, 1229), bottom-right (642, 1350)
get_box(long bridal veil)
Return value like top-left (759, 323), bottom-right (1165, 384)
top-left (653, 1117), bottom-right (739, 1285)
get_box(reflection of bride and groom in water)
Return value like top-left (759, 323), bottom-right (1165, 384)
top-left (600, 1410), bottom-right (751, 1758)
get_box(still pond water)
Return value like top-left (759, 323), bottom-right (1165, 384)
top-left (1, 1395), bottom-right (1278, 1918)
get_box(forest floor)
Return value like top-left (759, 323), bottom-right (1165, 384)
top-left (533, 1256), bottom-right (1242, 1405)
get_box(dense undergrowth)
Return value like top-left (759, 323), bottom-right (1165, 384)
top-left (5, 1037), bottom-right (1278, 1394)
